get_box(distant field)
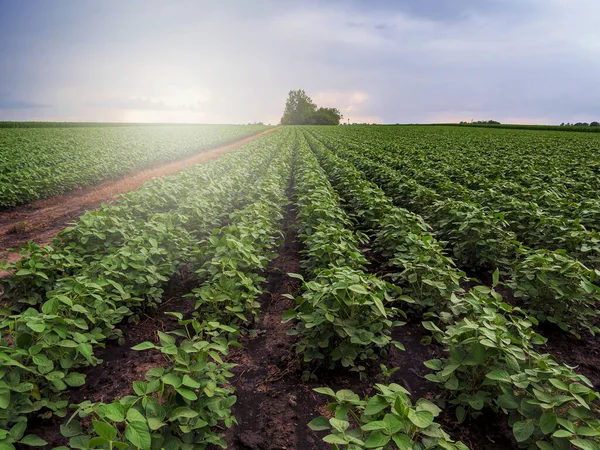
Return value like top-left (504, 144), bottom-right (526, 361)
top-left (0, 124), bottom-right (268, 208)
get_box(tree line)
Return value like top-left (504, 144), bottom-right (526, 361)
top-left (280, 90), bottom-right (342, 125)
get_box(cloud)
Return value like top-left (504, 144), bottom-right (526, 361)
top-left (312, 90), bottom-right (377, 122)
top-left (1, 1), bottom-right (600, 123)
top-left (0, 99), bottom-right (49, 110)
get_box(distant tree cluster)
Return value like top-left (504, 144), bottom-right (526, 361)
top-left (560, 122), bottom-right (600, 127)
top-left (280, 90), bottom-right (342, 125)
top-left (459, 120), bottom-right (501, 124)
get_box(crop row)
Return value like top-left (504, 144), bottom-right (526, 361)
top-left (327, 125), bottom-right (600, 204)
top-left (319, 129), bottom-right (600, 266)
top-left (54, 128), bottom-right (294, 450)
top-left (0, 124), bottom-right (268, 208)
top-left (0, 129), bottom-right (288, 448)
top-left (304, 129), bottom-right (600, 448)
top-left (289, 132), bottom-right (468, 449)
top-left (306, 128), bottom-right (600, 338)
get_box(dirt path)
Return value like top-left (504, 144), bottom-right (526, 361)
top-left (0, 129), bottom-right (276, 269)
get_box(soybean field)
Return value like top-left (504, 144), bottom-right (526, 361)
top-left (1, 125), bottom-right (600, 450)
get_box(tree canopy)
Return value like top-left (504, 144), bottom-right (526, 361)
top-left (280, 89), bottom-right (342, 125)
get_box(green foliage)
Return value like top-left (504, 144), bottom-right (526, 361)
top-left (287, 135), bottom-right (404, 374)
top-left (63, 323), bottom-right (237, 450)
top-left (309, 384), bottom-right (468, 449)
top-left (280, 90), bottom-right (342, 125)
top-left (424, 287), bottom-right (600, 448)
top-left (304, 125), bottom-right (600, 448)
top-left (286, 268), bottom-right (404, 371)
top-left (0, 129), bottom-right (291, 442)
top-left (308, 125), bottom-right (600, 335)
top-left (0, 125), bottom-right (268, 208)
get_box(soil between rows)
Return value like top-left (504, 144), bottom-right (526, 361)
top-left (8, 165), bottom-right (521, 449)
top-left (209, 198), bottom-right (515, 449)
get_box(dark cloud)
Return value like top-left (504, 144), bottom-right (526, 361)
top-left (0, 0), bottom-right (598, 124)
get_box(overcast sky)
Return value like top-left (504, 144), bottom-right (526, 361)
top-left (1, 0), bottom-right (599, 124)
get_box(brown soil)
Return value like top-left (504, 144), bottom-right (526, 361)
top-left (0, 129), bottom-right (276, 274)
top-left (541, 326), bottom-right (600, 389)
top-left (213, 196), bottom-right (515, 449)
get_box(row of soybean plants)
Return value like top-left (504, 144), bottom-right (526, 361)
top-left (332, 125), bottom-right (600, 211)
top-left (307, 128), bottom-right (600, 338)
top-left (0, 129), bottom-right (288, 449)
top-left (0, 124), bottom-right (268, 208)
top-left (327, 128), bottom-right (600, 268)
top-left (286, 133), bottom-right (468, 449)
top-left (304, 130), bottom-right (600, 449)
top-left (53, 130), bottom-right (294, 450)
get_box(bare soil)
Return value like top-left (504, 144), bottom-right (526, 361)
top-left (0, 129), bottom-right (275, 274)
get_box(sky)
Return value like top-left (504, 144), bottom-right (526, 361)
top-left (0, 0), bottom-right (599, 125)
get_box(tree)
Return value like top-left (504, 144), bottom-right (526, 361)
top-left (280, 90), bottom-right (317, 125)
top-left (307, 107), bottom-right (343, 125)
top-left (280, 89), bottom-right (342, 125)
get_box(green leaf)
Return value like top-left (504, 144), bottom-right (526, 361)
top-left (92, 421), bottom-right (117, 441)
top-left (496, 394), bottom-right (519, 410)
top-left (131, 342), bottom-right (155, 351)
top-left (364, 395), bottom-right (389, 416)
top-left (60, 421), bottom-right (83, 438)
top-left (392, 434), bottom-right (412, 450)
top-left (133, 381), bottom-right (147, 395)
top-left (170, 407), bottom-right (198, 420)
top-left (313, 387), bottom-right (336, 397)
top-left (455, 406), bottom-right (466, 422)
top-left (126, 408), bottom-right (146, 423)
top-left (323, 434), bottom-right (349, 445)
top-left (348, 284), bottom-right (369, 295)
top-left (571, 439), bottom-right (600, 450)
top-left (18, 435), bottom-right (48, 447)
top-left (181, 375), bottom-right (200, 389)
top-left (329, 418), bottom-right (349, 433)
top-left (549, 378), bottom-right (569, 391)
top-left (486, 370), bottom-right (511, 383)
top-left (64, 372), bottom-right (86, 387)
top-left (539, 412), bottom-right (556, 435)
top-left (88, 437), bottom-right (109, 448)
top-left (100, 403), bottom-right (125, 422)
top-left (492, 268), bottom-right (500, 286)
top-left (308, 417), bottom-right (330, 431)
top-left (157, 331), bottom-right (175, 346)
top-left (147, 418), bottom-right (165, 431)
top-left (124, 421), bottom-right (151, 450)
top-left (553, 430), bottom-right (574, 438)
top-left (0, 387), bottom-right (10, 409)
top-left (407, 409), bottom-right (434, 428)
top-left (513, 421), bottom-right (534, 442)
top-left (364, 431), bottom-right (390, 448)
top-left (424, 359), bottom-right (442, 370)
top-left (161, 373), bottom-right (182, 388)
top-left (41, 298), bottom-right (59, 315)
top-left (77, 343), bottom-right (93, 361)
top-left (176, 388), bottom-right (198, 401)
